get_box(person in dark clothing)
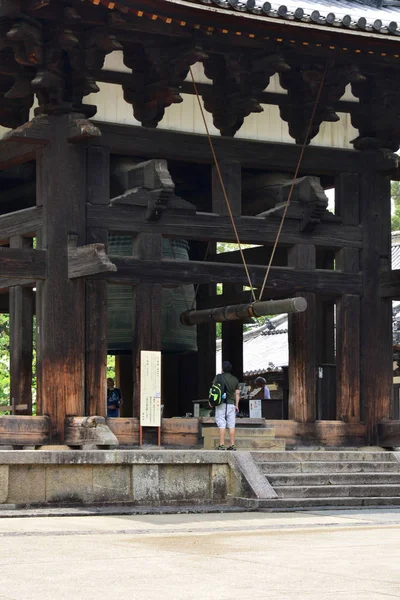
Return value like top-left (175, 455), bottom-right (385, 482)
top-left (107, 377), bottom-right (122, 418)
top-left (213, 361), bottom-right (240, 451)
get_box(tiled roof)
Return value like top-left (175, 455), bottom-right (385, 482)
top-left (191, 0), bottom-right (400, 38)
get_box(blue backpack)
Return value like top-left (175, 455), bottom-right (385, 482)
top-left (208, 374), bottom-right (227, 407)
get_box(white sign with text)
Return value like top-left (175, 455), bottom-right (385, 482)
top-left (140, 350), bottom-right (161, 427)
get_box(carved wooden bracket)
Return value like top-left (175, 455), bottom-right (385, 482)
top-left (202, 51), bottom-right (290, 137)
top-left (68, 236), bottom-right (117, 279)
top-left (110, 158), bottom-right (195, 220)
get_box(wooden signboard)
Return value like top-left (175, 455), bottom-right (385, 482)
top-left (139, 350), bottom-right (162, 445)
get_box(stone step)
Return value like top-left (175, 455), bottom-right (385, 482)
top-left (252, 451), bottom-right (395, 462)
top-left (233, 496), bottom-right (400, 510)
top-left (203, 428), bottom-right (276, 438)
top-left (275, 484), bottom-right (400, 498)
top-left (203, 437), bottom-right (285, 450)
top-left (267, 472), bottom-right (400, 486)
top-left (260, 461), bottom-right (399, 474)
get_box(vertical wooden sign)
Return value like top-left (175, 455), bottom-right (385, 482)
top-left (139, 350), bottom-right (162, 445)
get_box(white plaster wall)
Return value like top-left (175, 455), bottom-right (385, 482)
top-left (86, 81), bottom-right (358, 149)
top-left (0, 53), bottom-right (359, 148)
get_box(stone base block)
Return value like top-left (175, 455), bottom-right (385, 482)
top-left (65, 416), bottom-right (118, 448)
top-left (203, 427), bottom-right (285, 450)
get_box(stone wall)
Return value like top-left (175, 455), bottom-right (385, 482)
top-left (0, 450), bottom-right (273, 507)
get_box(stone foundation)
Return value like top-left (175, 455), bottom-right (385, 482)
top-left (0, 450), bottom-right (274, 507)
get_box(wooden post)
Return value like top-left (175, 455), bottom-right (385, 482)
top-left (132, 233), bottom-right (163, 416)
top-left (193, 242), bottom-right (217, 399)
top-left (221, 283), bottom-right (244, 380)
top-left (213, 162), bottom-right (243, 380)
top-left (36, 116), bottom-right (85, 442)
top-left (359, 157), bottom-right (392, 441)
top-left (288, 245), bottom-right (316, 422)
top-left (85, 146), bottom-right (110, 416)
top-left (9, 235), bottom-right (34, 415)
top-left (212, 161), bottom-right (241, 216)
top-left (335, 173), bottom-right (361, 423)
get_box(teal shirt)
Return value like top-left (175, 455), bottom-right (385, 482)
top-left (213, 372), bottom-right (239, 405)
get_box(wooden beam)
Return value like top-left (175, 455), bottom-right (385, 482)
top-left (212, 161), bottom-right (241, 217)
top-left (0, 206), bottom-right (42, 244)
top-left (380, 270), bottom-right (400, 298)
top-left (85, 146), bottom-right (110, 418)
top-left (9, 235), bottom-right (34, 416)
top-left (3, 114), bottom-right (101, 145)
top-left (221, 284), bottom-right (243, 380)
top-left (0, 279), bottom-right (34, 291)
top-left (288, 245), bottom-right (317, 423)
top-left (96, 122), bottom-right (363, 176)
top-left (335, 172), bottom-right (361, 423)
top-left (0, 115), bottom-right (101, 170)
top-left (68, 239), bottom-right (116, 279)
top-left (36, 115), bottom-right (86, 443)
top-left (102, 257), bottom-right (362, 296)
top-left (214, 246), bottom-right (287, 266)
top-left (0, 142), bottom-right (40, 170)
top-left (0, 246), bottom-right (46, 279)
top-left (359, 156), bottom-right (392, 442)
top-left (132, 233), bottom-right (163, 417)
top-left (87, 205), bottom-right (363, 249)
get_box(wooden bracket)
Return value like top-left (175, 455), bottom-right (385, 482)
top-left (110, 158), bottom-right (195, 220)
top-left (258, 176), bottom-right (329, 232)
top-left (68, 236), bottom-right (117, 279)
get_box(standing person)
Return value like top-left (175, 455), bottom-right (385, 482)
top-left (255, 376), bottom-right (271, 400)
top-left (213, 361), bottom-right (240, 451)
top-left (107, 377), bottom-right (122, 418)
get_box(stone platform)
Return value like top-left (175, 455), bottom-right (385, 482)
top-left (2, 448), bottom-right (400, 511)
top-left (202, 427), bottom-right (285, 450)
top-left (0, 449), bottom-right (274, 508)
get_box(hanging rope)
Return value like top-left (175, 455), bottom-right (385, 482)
top-left (258, 63), bottom-right (328, 301)
top-left (189, 67), bottom-right (257, 303)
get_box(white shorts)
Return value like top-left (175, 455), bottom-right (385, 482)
top-left (215, 403), bottom-right (236, 429)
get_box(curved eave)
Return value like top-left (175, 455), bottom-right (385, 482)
top-left (99, 0), bottom-right (400, 42)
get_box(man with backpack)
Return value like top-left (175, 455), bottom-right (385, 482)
top-left (209, 361), bottom-right (240, 451)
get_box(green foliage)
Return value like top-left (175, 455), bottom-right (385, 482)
top-left (0, 314), bottom-right (10, 407)
top-left (0, 310), bottom-right (114, 411)
top-left (107, 355), bottom-right (115, 380)
top-left (392, 181), bottom-right (400, 231)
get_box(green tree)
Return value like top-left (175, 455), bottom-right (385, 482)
top-left (0, 314), bottom-right (10, 408)
top-left (392, 181), bottom-right (400, 231)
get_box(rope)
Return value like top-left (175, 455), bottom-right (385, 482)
top-left (258, 64), bottom-right (328, 301)
top-left (189, 67), bottom-right (257, 303)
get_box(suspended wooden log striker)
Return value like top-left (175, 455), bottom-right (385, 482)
top-left (180, 297), bottom-right (307, 326)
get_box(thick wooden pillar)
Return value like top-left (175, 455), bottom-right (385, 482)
top-left (213, 162), bottom-right (243, 380)
top-left (335, 173), bottom-right (361, 423)
top-left (288, 245), bottom-right (316, 422)
top-left (9, 235), bottom-right (34, 415)
top-left (192, 241), bottom-right (217, 399)
top-left (132, 233), bottom-right (163, 416)
top-left (36, 116), bottom-right (85, 442)
top-left (85, 146), bottom-right (110, 416)
top-left (212, 161), bottom-right (241, 216)
top-left (359, 156), bottom-right (392, 441)
top-left (221, 283), bottom-right (243, 380)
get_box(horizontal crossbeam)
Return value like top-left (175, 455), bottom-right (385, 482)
top-left (87, 205), bottom-right (362, 249)
top-left (96, 122), bottom-right (363, 176)
top-left (97, 257), bottom-right (362, 296)
top-left (0, 247), bottom-right (47, 279)
top-left (0, 206), bottom-right (42, 245)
